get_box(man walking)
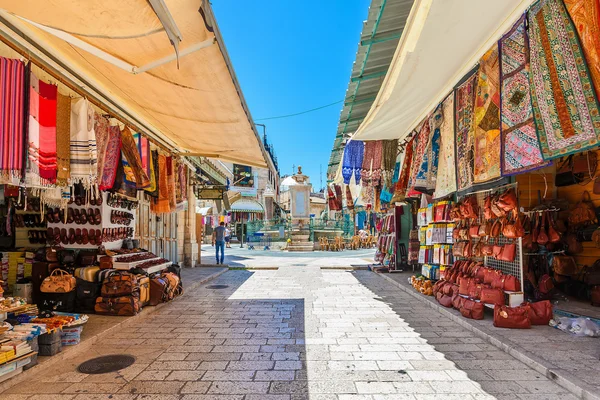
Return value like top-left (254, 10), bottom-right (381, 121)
top-left (212, 222), bottom-right (226, 265)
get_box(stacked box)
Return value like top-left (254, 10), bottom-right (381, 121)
top-left (38, 330), bottom-right (62, 356)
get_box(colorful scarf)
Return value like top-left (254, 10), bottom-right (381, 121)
top-left (135, 133), bottom-right (156, 194)
top-left (528, 0), bottom-right (600, 159)
top-left (564, 0), bottom-right (600, 98)
top-left (176, 161), bottom-right (187, 204)
top-left (473, 46), bottom-right (502, 183)
top-left (94, 114), bottom-right (110, 181)
top-left (407, 120), bottom-right (431, 197)
top-left (151, 153), bottom-right (170, 213)
top-left (70, 98), bottom-right (97, 186)
top-left (434, 95), bottom-right (457, 199)
top-left (120, 127), bottom-right (150, 189)
top-left (345, 184), bottom-right (354, 210)
top-left (361, 140), bottom-right (383, 186)
top-left (455, 69), bottom-right (478, 190)
top-left (381, 139), bottom-right (398, 188)
top-left (25, 71), bottom-right (41, 187)
top-left (99, 124), bottom-right (121, 190)
top-left (425, 106), bottom-right (442, 193)
top-left (0, 58), bottom-right (25, 183)
top-left (391, 134), bottom-right (415, 203)
top-left (342, 140), bottom-right (364, 185)
top-left (56, 92), bottom-right (71, 185)
top-left (500, 15), bottom-right (549, 175)
top-left (37, 80), bottom-right (57, 183)
top-left (146, 149), bottom-right (160, 198)
top-left (166, 156), bottom-right (176, 211)
top-left (327, 185), bottom-right (338, 211)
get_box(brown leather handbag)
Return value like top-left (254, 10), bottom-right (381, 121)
top-left (491, 194), bottom-right (506, 218)
top-left (482, 242), bottom-right (494, 256)
top-left (552, 255), bottom-right (578, 276)
top-left (460, 299), bottom-right (485, 320)
top-left (566, 233), bottom-right (583, 254)
top-left (452, 293), bottom-right (465, 309)
top-left (569, 191), bottom-right (597, 226)
top-left (460, 196), bottom-right (479, 219)
top-left (463, 241), bottom-right (473, 258)
top-left (459, 277), bottom-right (471, 297)
top-left (480, 287), bottom-right (505, 305)
top-left (484, 268), bottom-right (502, 285)
top-left (497, 188), bottom-right (518, 212)
top-left (493, 305), bottom-right (531, 329)
top-left (547, 213), bottom-right (561, 243)
top-left (469, 225), bottom-right (480, 239)
top-left (490, 219), bottom-right (502, 238)
top-left (472, 241), bottom-right (482, 258)
top-left (537, 212), bottom-right (549, 245)
top-left (479, 222), bottom-right (490, 237)
top-left (484, 195), bottom-right (494, 220)
top-left (524, 300), bottom-right (553, 325)
top-left (436, 292), bottom-right (453, 308)
top-left (95, 296), bottom-right (140, 316)
top-left (538, 274), bottom-right (554, 294)
top-left (468, 281), bottom-right (484, 300)
top-left (100, 271), bottom-right (140, 298)
top-left (453, 242), bottom-right (465, 257)
top-left (472, 264), bottom-right (486, 281)
top-left (492, 273), bottom-right (520, 292)
top-left (99, 256), bottom-right (113, 270)
top-left (149, 275), bottom-right (170, 306)
top-left (40, 269), bottom-right (76, 293)
top-left (498, 243), bottom-right (517, 262)
top-left (502, 212), bottom-right (525, 239)
top-left (492, 245), bottom-right (503, 258)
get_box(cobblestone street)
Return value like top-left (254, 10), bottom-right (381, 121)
top-left (1, 262), bottom-right (581, 400)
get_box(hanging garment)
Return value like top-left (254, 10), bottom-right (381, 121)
top-left (361, 140), bottom-right (383, 186)
top-left (391, 134), bottom-right (416, 203)
top-left (473, 46), bottom-right (502, 183)
top-left (0, 58), bottom-right (25, 183)
top-left (434, 95), bottom-right (457, 199)
top-left (333, 184), bottom-right (343, 211)
top-left (564, 0), bottom-right (600, 98)
top-left (25, 71), bottom-right (41, 188)
top-left (500, 15), bottom-right (549, 176)
top-left (55, 92), bottom-right (71, 185)
top-left (408, 119), bottom-right (431, 197)
top-left (176, 161), bottom-right (187, 204)
top-left (111, 156), bottom-right (136, 198)
top-left (424, 106), bottom-right (443, 194)
top-left (146, 149), bottom-right (160, 198)
top-left (120, 126), bottom-right (150, 189)
top-left (94, 114), bottom-right (110, 181)
top-left (166, 156), bottom-right (177, 211)
top-left (98, 124), bottom-right (121, 190)
top-left (342, 140), bottom-right (364, 184)
top-left (37, 79), bottom-right (57, 183)
top-left (381, 139), bottom-right (398, 188)
top-left (528, 0), bottom-right (600, 159)
top-left (151, 154), bottom-right (170, 213)
top-left (345, 185), bottom-right (354, 210)
top-left (357, 211), bottom-right (367, 230)
top-left (455, 69), bottom-right (478, 190)
top-left (135, 133), bottom-right (156, 193)
top-left (70, 98), bottom-right (97, 186)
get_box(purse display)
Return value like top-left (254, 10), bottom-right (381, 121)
top-left (555, 152), bottom-right (597, 187)
top-left (493, 305), bottom-right (531, 329)
top-left (40, 269), bottom-right (76, 293)
top-left (460, 299), bottom-right (484, 320)
top-left (552, 255), bottom-right (578, 276)
top-left (480, 287), bottom-right (504, 305)
top-left (569, 191), bottom-right (597, 226)
top-left (498, 243), bottom-right (517, 262)
top-left (524, 300), bottom-right (553, 325)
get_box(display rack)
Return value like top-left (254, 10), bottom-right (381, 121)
top-left (417, 201), bottom-right (455, 280)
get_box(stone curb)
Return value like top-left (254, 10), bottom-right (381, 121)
top-left (0, 267), bottom-right (228, 393)
top-left (377, 272), bottom-right (600, 400)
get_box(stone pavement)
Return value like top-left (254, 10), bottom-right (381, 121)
top-left (1, 266), bottom-right (584, 399)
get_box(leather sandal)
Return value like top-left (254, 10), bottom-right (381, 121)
top-left (76, 228), bottom-right (82, 244)
top-left (89, 229), bottom-right (96, 245)
top-left (96, 229), bottom-right (102, 244)
top-left (59, 208), bottom-right (65, 223)
top-left (94, 208), bottom-right (102, 225)
top-left (74, 209), bottom-right (81, 225)
top-left (61, 228), bottom-right (68, 245)
top-left (52, 208), bottom-right (60, 223)
top-left (69, 228), bottom-right (76, 245)
top-left (87, 209), bottom-right (94, 225)
top-left (67, 208), bottom-right (74, 224)
top-left (53, 228), bottom-right (61, 245)
top-left (82, 228), bottom-right (89, 245)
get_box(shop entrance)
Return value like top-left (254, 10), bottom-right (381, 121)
top-left (137, 195), bottom-right (179, 263)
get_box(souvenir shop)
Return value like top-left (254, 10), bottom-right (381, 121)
top-left (0, 40), bottom-right (189, 381)
top-left (338, 0), bottom-right (600, 331)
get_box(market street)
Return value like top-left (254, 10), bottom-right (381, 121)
top-left (2, 257), bottom-right (577, 399)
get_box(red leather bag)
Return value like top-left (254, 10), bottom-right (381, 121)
top-left (524, 300), bottom-right (553, 325)
top-left (497, 188), bottom-right (517, 212)
top-left (484, 268), bottom-right (502, 285)
top-left (490, 219), bottom-right (502, 238)
top-left (547, 213), bottom-right (561, 243)
top-left (537, 212), bottom-right (549, 245)
top-left (468, 281), bottom-right (484, 300)
top-left (470, 225), bottom-right (480, 239)
top-left (480, 287), bottom-right (504, 305)
top-left (452, 293), bottom-right (465, 309)
top-left (484, 195), bottom-right (493, 220)
top-left (492, 245), bottom-right (503, 258)
top-left (472, 264), bottom-right (486, 281)
top-left (463, 241), bottom-right (473, 258)
top-left (436, 292), bottom-right (453, 308)
top-left (498, 243), bottom-right (517, 262)
top-left (460, 299), bottom-right (485, 320)
top-left (482, 243), bottom-right (494, 256)
top-left (493, 305), bottom-right (531, 329)
top-left (538, 274), bottom-right (554, 294)
top-left (459, 277), bottom-right (471, 297)
top-left (492, 273), bottom-right (520, 292)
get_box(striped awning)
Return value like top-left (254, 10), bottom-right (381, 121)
top-left (230, 199), bottom-right (264, 213)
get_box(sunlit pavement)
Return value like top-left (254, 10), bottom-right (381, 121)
top-left (2, 257), bottom-right (578, 399)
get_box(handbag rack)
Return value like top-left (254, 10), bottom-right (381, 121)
top-left (457, 182), bottom-right (524, 293)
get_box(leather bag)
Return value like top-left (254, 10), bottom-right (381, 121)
top-left (583, 261), bottom-right (600, 286)
top-left (491, 273), bottom-right (520, 292)
top-left (497, 188), bottom-right (518, 212)
top-left (468, 281), bottom-right (484, 300)
top-left (137, 275), bottom-right (150, 307)
top-left (484, 196), bottom-right (494, 220)
top-left (537, 213), bottom-right (549, 245)
top-left (492, 245), bottom-right (503, 258)
top-left (77, 250), bottom-right (97, 267)
top-left (149, 276), bottom-right (170, 306)
top-left (469, 225), bottom-right (480, 239)
top-left (547, 213), bottom-right (561, 243)
top-left (498, 243), bottom-right (517, 263)
top-left (490, 219), bottom-right (502, 238)
top-left (480, 287), bottom-right (504, 305)
top-left (576, 224), bottom-right (599, 242)
top-left (99, 256), bottom-right (113, 270)
top-left (592, 286), bottom-right (600, 307)
top-left (482, 243), bottom-right (494, 256)
top-left (46, 247), bottom-right (59, 263)
top-left (569, 191), bottom-right (597, 226)
top-left (525, 300), bottom-right (553, 325)
top-left (463, 241), bottom-right (473, 258)
top-left (452, 293), bottom-right (465, 309)
top-left (555, 152), bottom-right (597, 187)
top-left (459, 277), bottom-right (471, 297)
top-left (460, 299), bottom-right (485, 320)
top-left (493, 305), bottom-right (531, 329)
top-left (538, 274), bottom-right (555, 294)
top-left (479, 222), bottom-right (490, 237)
top-left (58, 249), bottom-right (76, 265)
top-left (566, 233), bottom-right (584, 254)
top-left (460, 196), bottom-right (479, 219)
top-left (75, 278), bottom-right (101, 314)
top-left (100, 271), bottom-right (139, 298)
top-left (552, 256), bottom-right (578, 276)
top-left (484, 268), bottom-right (502, 285)
top-left (40, 269), bottom-right (76, 293)
top-left (161, 272), bottom-right (181, 301)
top-left (436, 292), bottom-right (453, 308)
top-left (95, 296), bottom-right (140, 316)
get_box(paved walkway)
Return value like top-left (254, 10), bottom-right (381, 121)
top-left (2, 266), bottom-right (582, 399)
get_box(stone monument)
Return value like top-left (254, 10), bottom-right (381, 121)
top-left (287, 166), bottom-right (313, 251)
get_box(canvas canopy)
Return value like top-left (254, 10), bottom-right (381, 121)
top-left (0, 0), bottom-right (267, 167)
top-left (352, 0), bottom-right (534, 142)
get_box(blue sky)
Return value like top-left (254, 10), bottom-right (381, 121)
top-left (212, 0), bottom-right (371, 191)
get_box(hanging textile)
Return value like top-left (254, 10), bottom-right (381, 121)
top-left (342, 140), bottom-right (364, 184)
top-left (473, 46), bottom-right (502, 183)
top-left (407, 119), bottom-right (431, 197)
top-left (70, 98), bottom-right (97, 186)
top-left (55, 92), bottom-right (71, 185)
top-left (381, 139), bottom-right (398, 188)
top-left (151, 154), bottom-right (170, 213)
top-left (94, 114), bottom-right (110, 182)
top-left (345, 185), bottom-right (354, 210)
top-left (434, 95), bottom-right (457, 199)
top-left (391, 135), bottom-right (416, 203)
top-left (120, 126), bottom-right (150, 189)
top-left (500, 15), bottom-right (549, 176)
top-left (455, 69), bottom-right (478, 191)
top-left (176, 161), bottom-right (187, 204)
top-left (333, 184), bottom-right (343, 211)
top-left (98, 124), bottom-right (121, 190)
top-left (327, 185), bottom-right (338, 211)
top-left (528, 0), bottom-right (600, 159)
top-left (166, 156), bottom-right (176, 211)
top-left (361, 140), bottom-right (383, 186)
top-left (146, 149), bottom-right (160, 198)
top-left (135, 133), bottom-right (156, 194)
top-left (564, 0), bottom-right (600, 98)
top-left (111, 156), bottom-right (136, 197)
top-left (37, 80), bottom-right (57, 183)
top-left (0, 58), bottom-right (25, 183)
top-left (25, 71), bottom-right (41, 188)
top-left (425, 106), bottom-right (443, 194)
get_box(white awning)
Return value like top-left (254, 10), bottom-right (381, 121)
top-left (0, 0), bottom-right (267, 167)
top-left (230, 199), bottom-right (264, 213)
top-left (196, 206), bottom-right (212, 216)
top-left (352, 0), bottom-right (534, 142)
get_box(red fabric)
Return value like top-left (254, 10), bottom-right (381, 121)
top-left (37, 80), bottom-right (57, 182)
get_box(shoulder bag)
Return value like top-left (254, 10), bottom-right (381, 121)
top-left (523, 300), bottom-right (553, 325)
top-left (460, 299), bottom-right (485, 320)
top-left (480, 287), bottom-right (505, 305)
top-left (493, 305), bottom-right (531, 329)
top-left (552, 255), bottom-right (578, 276)
top-left (40, 269), bottom-right (76, 293)
top-left (569, 191), bottom-right (597, 226)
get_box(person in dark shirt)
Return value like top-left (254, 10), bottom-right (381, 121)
top-left (212, 222), bottom-right (226, 265)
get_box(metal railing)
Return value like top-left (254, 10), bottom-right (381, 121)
top-left (309, 217), bottom-right (354, 240)
top-left (247, 218), bottom-right (291, 241)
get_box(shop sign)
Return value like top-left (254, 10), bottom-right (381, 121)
top-left (231, 164), bottom-right (258, 196)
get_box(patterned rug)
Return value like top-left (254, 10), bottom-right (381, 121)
top-left (473, 46), bottom-right (502, 183)
top-left (391, 135), bottom-right (415, 203)
top-left (407, 120), bottom-right (430, 197)
top-left (434, 95), bottom-right (457, 199)
top-left (454, 69), bottom-right (478, 190)
top-left (500, 15), bottom-right (549, 175)
top-left (528, 0), bottom-right (600, 159)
